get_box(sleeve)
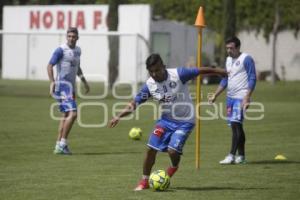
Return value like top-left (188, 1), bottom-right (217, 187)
top-left (134, 84), bottom-right (151, 105)
top-left (244, 56), bottom-right (256, 90)
top-left (177, 67), bottom-right (200, 84)
top-left (49, 47), bottom-right (63, 66)
top-left (219, 77), bottom-right (228, 88)
top-left (78, 47), bottom-right (82, 56)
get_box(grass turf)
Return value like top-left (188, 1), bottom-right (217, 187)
top-left (0, 79), bottom-right (299, 200)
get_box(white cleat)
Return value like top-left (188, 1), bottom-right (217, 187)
top-left (235, 155), bottom-right (246, 164)
top-left (219, 155), bottom-right (235, 164)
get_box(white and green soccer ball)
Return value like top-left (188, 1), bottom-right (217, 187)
top-left (128, 127), bottom-right (142, 140)
top-left (149, 170), bottom-right (170, 191)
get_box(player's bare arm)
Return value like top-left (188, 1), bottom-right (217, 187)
top-left (108, 100), bottom-right (137, 128)
top-left (243, 89), bottom-right (254, 110)
top-left (208, 85), bottom-right (226, 104)
top-left (47, 64), bottom-right (55, 96)
top-left (77, 67), bottom-right (90, 94)
top-left (200, 67), bottom-right (228, 77)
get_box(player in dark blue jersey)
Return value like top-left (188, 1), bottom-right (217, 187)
top-left (47, 27), bottom-right (90, 155)
top-left (209, 36), bottom-right (256, 164)
top-left (108, 53), bottom-right (227, 191)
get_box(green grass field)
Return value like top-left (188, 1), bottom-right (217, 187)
top-left (0, 79), bottom-right (300, 200)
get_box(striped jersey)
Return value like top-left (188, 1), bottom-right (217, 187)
top-left (49, 43), bottom-right (81, 93)
top-left (134, 67), bottom-right (201, 124)
top-left (220, 53), bottom-right (256, 99)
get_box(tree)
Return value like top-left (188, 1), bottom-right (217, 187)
top-left (236, 0), bottom-right (300, 84)
top-left (107, 0), bottom-right (119, 89)
top-left (133, 0), bottom-right (300, 83)
top-left (2, 0), bottom-right (299, 83)
top-left (101, 0), bottom-right (128, 88)
top-left (271, 2), bottom-right (280, 85)
top-left (221, 0), bottom-right (236, 66)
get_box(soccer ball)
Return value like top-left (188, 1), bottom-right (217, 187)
top-left (128, 127), bottom-right (142, 140)
top-left (149, 170), bottom-right (170, 191)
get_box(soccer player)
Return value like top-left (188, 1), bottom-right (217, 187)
top-left (108, 53), bottom-right (227, 191)
top-left (208, 36), bottom-right (256, 164)
top-left (47, 27), bottom-right (90, 155)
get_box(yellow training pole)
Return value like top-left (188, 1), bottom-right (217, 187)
top-left (194, 6), bottom-right (206, 169)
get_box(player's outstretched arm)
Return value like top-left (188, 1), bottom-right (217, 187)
top-left (200, 67), bottom-right (227, 77)
top-left (108, 100), bottom-right (137, 128)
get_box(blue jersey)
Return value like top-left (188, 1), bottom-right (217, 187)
top-left (220, 53), bottom-right (256, 99)
top-left (49, 44), bottom-right (81, 93)
top-left (134, 67), bottom-right (200, 124)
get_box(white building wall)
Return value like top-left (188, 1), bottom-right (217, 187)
top-left (118, 5), bottom-right (150, 83)
top-left (1, 5), bottom-right (150, 83)
top-left (239, 31), bottom-right (300, 80)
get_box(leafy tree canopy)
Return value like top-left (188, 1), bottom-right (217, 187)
top-left (2, 0), bottom-right (299, 38)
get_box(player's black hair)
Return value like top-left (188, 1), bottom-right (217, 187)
top-left (67, 27), bottom-right (79, 36)
top-left (146, 53), bottom-right (164, 69)
top-left (226, 36), bottom-right (241, 48)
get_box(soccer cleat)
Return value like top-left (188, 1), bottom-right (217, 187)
top-left (167, 166), bottom-right (178, 177)
top-left (134, 179), bottom-right (149, 191)
top-left (62, 146), bottom-right (72, 155)
top-left (53, 148), bottom-right (61, 154)
top-left (219, 155), bottom-right (235, 164)
top-left (235, 155), bottom-right (246, 164)
top-left (53, 145), bottom-right (62, 154)
top-left (53, 145), bottom-right (72, 155)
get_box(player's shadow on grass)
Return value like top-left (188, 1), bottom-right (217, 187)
top-left (248, 160), bottom-right (300, 165)
top-left (172, 186), bottom-right (269, 191)
top-left (74, 151), bottom-right (141, 156)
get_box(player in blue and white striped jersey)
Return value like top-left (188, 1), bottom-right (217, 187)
top-left (47, 27), bottom-right (90, 155)
top-left (108, 53), bottom-right (227, 191)
top-left (209, 36), bottom-right (256, 164)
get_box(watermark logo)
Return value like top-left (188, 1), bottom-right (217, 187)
top-left (49, 78), bottom-right (265, 128)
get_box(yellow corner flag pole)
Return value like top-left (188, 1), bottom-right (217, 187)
top-left (194, 6), bottom-right (206, 169)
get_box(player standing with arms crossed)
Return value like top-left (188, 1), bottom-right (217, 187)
top-left (47, 27), bottom-right (90, 155)
top-left (108, 53), bottom-right (227, 191)
top-left (208, 36), bottom-right (256, 164)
